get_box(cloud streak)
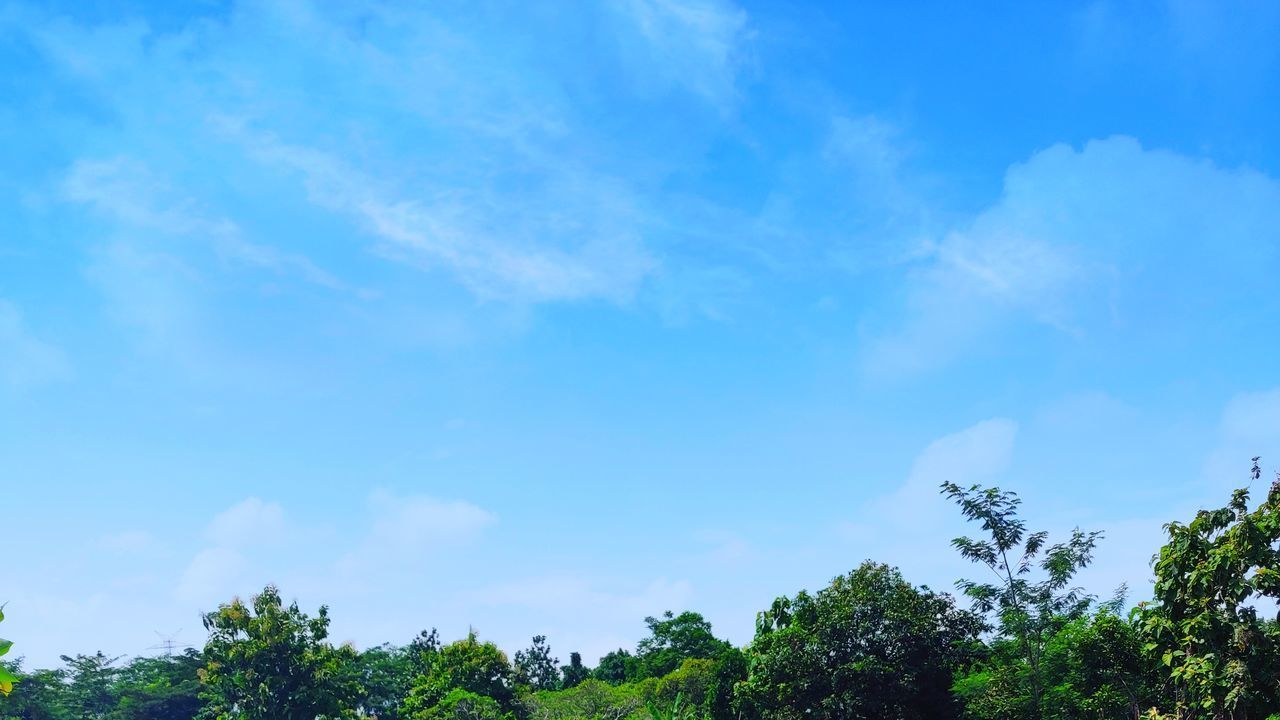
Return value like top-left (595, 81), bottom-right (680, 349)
top-left (0, 300), bottom-right (71, 390)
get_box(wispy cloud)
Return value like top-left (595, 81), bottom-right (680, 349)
top-left (609, 0), bottom-right (752, 108)
top-left (64, 157), bottom-right (346, 291)
top-left (0, 300), bottom-right (71, 390)
top-left (222, 121), bottom-right (658, 303)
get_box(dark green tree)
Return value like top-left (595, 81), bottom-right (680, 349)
top-left (0, 664), bottom-right (70, 720)
top-left (738, 561), bottom-right (983, 720)
top-left (703, 647), bottom-right (748, 720)
top-left (514, 636), bottom-right (559, 692)
top-left (199, 585), bottom-right (362, 720)
top-left (1140, 458), bottom-right (1280, 720)
top-left (636, 612), bottom-right (730, 679)
top-left (592, 650), bottom-right (641, 685)
top-left (955, 606), bottom-right (1162, 720)
top-left (355, 639), bottom-right (440, 720)
top-left (558, 653), bottom-right (589, 690)
top-left (943, 482), bottom-right (1103, 717)
top-left (59, 653), bottom-right (120, 719)
top-left (111, 650), bottom-right (204, 720)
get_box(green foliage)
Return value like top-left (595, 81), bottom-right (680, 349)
top-left (111, 651), bottom-right (204, 720)
top-left (593, 651), bottom-right (643, 685)
top-left (417, 689), bottom-right (509, 720)
top-left (515, 636), bottom-right (561, 692)
top-left (653, 659), bottom-right (714, 709)
top-left (199, 585), bottom-right (362, 720)
top-left (738, 561), bottom-right (983, 720)
top-left (1140, 458), bottom-right (1280, 720)
top-left (0, 607), bottom-right (15, 697)
top-left (356, 634), bottom-right (439, 720)
top-left (402, 632), bottom-right (518, 719)
top-left (702, 648), bottom-right (747, 720)
top-left (943, 481), bottom-right (1102, 716)
top-left (955, 609), bottom-right (1161, 720)
top-left (559, 653), bottom-right (590, 690)
top-left (0, 652), bottom-right (203, 720)
top-left (59, 652), bottom-right (121, 719)
top-left (524, 677), bottom-right (656, 720)
top-left (0, 662), bottom-right (71, 720)
top-left (645, 691), bottom-right (695, 720)
top-left (636, 612), bottom-right (730, 679)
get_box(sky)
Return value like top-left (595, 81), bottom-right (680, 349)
top-left (2, 0), bottom-right (1280, 668)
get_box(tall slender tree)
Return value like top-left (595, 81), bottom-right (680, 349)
top-left (942, 481), bottom-right (1102, 717)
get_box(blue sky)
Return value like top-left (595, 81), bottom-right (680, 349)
top-left (3, 0), bottom-right (1280, 667)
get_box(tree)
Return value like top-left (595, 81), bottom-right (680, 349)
top-left (955, 606), bottom-right (1162, 720)
top-left (703, 647), bottom-right (748, 720)
top-left (416, 689), bottom-right (507, 720)
top-left (199, 585), bottom-right (361, 720)
top-left (636, 612), bottom-right (730, 679)
top-left (738, 561), bottom-right (984, 720)
top-left (0, 664), bottom-right (70, 720)
top-left (523, 678), bottom-right (652, 720)
top-left (558, 653), bottom-right (589, 690)
top-left (943, 481), bottom-right (1103, 717)
top-left (401, 632), bottom-right (517, 719)
top-left (59, 653), bottom-right (120, 719)
top-left (592, 650), bottom-right (641, 685)
top-left (514, 636), bottom-right (560, 692)
top-left (646, 691), bottom-right (696, 720)
top-left (357, 635), bottom-right (439, 720)
top-left (654, 659), bottom-right (715, 709)
top-left (1140, 458), bottom-right (1280, 720)
top-left (111, 650), bottom-right (204, 720)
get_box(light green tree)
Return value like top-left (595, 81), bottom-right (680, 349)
top-left (0, 606), bottom-right (15, 697)
top-left (400, 632), bottom-right (517, 720)
top-left (199, 585), bottom-right (362, 720)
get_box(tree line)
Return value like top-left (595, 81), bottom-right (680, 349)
top-left (3, 457), bottom-right (1280, 720)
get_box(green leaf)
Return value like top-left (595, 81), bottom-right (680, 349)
top-left (0, 665), bottom-right (16, 696)
top-left (0, 638), bottom-right (11, 658)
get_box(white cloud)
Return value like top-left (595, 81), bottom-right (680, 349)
top-left (609, 0), bottom-right (751, 107)
top-left (174, 498), bottom-right (289, 606)
top-left (220, 123), bottom-right (657, 304)
top-left (838, 419), bottom-right (1018, 592)
top-left (863, 136), bottom-right (1280, 378)
top-left (206, 497), bottom-right (287, 549)
top-left (365, 490), bottom-right (496, 550)
top-left (1203, 388), bottom-right (1280, 491)
top-left (0, 300), bottom-right (70, 390)
top-left (176, 547), bottom-right (247, 606)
